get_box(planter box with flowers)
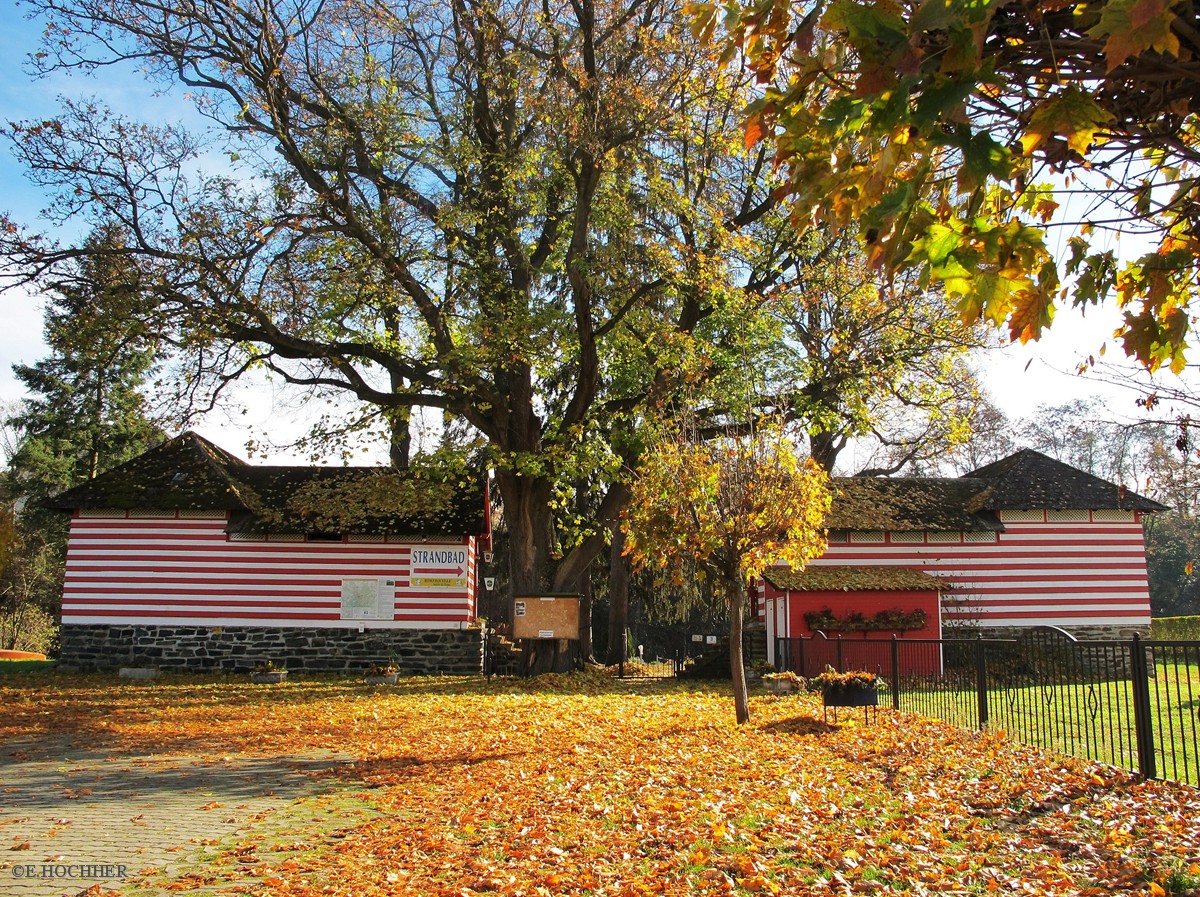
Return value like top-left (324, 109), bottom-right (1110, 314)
top-left (811, 669), bottom-right (881, 708)
top-left (364, 663), bottom-right (400, 686)
top-left (250, 661), bottom-right (287, 684)
top-left (761, 670), bottom-right (803, 694)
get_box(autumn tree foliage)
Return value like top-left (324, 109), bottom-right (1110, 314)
top-left (697, 0), bottom-right (1200, 372)
top-left (624, 424), bottom-right (830, 723)
top-left (757, 225), bottom-right (984, 472)
top-left (0, 0), bottom-right (789, 597)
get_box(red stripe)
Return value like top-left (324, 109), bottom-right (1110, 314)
top-left (68, 543), bottom-right (410, 558)
top-left (66, 566), bottom-right (404, 578)
top-left (943, 596), bottom-right (1149, 607)
top-left (64, 598), bottom-right (340, 608)
top-left (60, 608), bottom-right (340, 620)
top-left (944, 585), bottom-right (1150, 596)
top-left (61, 585), bottom-right (347, 597)
top-left (958, 609), bottom-right (1149, 620)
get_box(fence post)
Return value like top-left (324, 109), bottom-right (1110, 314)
top-left (1129, 633), bottom-right (1157, 780)
top-left (890, 635), bottom-right (900, 711)
top-left (974, 635), bottom-right (989, 729)
top-left (836, 634), bottom-right (844, 671)
top-left (798, 637), bottom-right (805, 676)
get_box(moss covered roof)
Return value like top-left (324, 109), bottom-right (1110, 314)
top-left (763, 566), bottom-right (951, 592)
top-left (964, 449), bottom-right (1165, 512)
top-left (49, 436), bottom-right (1161, 540)
top-left (827, 477), bottom-right (1001, 531)
top-left (49, 432), bottom-right (489, 536)
top-left (825, 448), bottom-right (1165, 531)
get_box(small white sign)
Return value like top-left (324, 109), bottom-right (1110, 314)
top-left (514, 601), bottom-right (526, 617)
top-left (484, 577), bottom-right (496, 591)
top-left (706, 635), bottom-right (718, 645)
top-left (691, 634), bottom-right (703, 642)
top-left (538, 630), bottom-right (555, 639)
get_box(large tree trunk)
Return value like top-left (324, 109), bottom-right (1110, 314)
top-left (808, 430), bottom-right (843, 473)
top-left (386, 369), bottom-right (411, 469)
top-left (578, 571), bottom-right (594, 662)
top-left (607, 528), bottom-right (630, 665)
top-left (728, 586), bottom-right (750, 725)
top-left (494, 469), bottom-right (555, 597)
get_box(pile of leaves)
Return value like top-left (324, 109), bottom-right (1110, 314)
top-left (2, 672), bottom-right (1198, 895)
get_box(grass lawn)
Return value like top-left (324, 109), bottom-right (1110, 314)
top-left (897, 660), bottom-right (1200, 787)
top-left (0, 658), bottom-right (57, 673)
top-left (2, 669), bottom-right (1199, 896)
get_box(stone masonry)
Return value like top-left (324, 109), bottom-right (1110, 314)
top-left (972, 623), bottom-right (1152, 642)
top-left (59, 624), bottom-right (486, 675)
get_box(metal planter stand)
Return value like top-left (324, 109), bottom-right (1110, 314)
top-left (822, 682), bottom-right (879, 724)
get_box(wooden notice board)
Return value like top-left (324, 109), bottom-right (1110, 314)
top-left (512, 594), bottom-right (580, 641)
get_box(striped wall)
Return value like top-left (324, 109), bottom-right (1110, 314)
top-left (61, 510), bottom-right (477, 629)
top-left (763, 509), bottom-right (1153, 629)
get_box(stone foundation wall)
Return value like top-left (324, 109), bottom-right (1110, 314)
top-left (59, 625), bottom-right (485, 675)
top-left (960, 624), bottom-right (1152, 642)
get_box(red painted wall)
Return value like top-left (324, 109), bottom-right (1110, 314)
top-left (786, 589), bottom-right (941, 639)
top-left (772, 588), bottom-right (942, 677)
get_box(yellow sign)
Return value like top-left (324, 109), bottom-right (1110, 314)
top-left (412, 576), bottom-right (467, 589)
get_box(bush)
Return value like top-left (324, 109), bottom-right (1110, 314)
top-left (1152, 616), bottom-right (1200, 640)
top-left (0, 603), bottom-right (59, 655)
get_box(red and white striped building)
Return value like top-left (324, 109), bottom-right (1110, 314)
top-left (762, 450), bottom-right (1164, 663)
top-left (51, 432), bottom-right (492, 673)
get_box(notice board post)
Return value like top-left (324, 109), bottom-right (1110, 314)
top-left (512, 594), bottom-right (582, 675)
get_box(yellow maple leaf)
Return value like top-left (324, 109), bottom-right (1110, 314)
top-left (1086, 0), bottom-right (1181, 70)
top-left (1020, 86), bottom-right (1113, 157)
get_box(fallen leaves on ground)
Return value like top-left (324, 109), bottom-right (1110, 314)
top-left (3, 673), bottom-right (1198, 896)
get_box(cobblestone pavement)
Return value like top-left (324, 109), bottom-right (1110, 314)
top-left (0, 737), bottom-right (352, 897)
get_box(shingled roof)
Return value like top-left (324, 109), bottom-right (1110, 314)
top-left (45, 431), bottom-right (252, 512)
top-left (49, 431), bottom-right (489, 537)
top-left (827, 477), bottom-right (1001, 532)
top-left (763, 566), bottom-right (951, 592)
top-left (964, 449), bottom-right (1165, 513)
top-left (820, 448), bottom-right (1165, 531)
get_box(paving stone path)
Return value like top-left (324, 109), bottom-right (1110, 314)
top-left (0, 738), bottom-right (352, 897)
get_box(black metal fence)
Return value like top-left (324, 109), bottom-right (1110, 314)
top-left (613, 621), bottom-right (711, 679)
top-left (615, 656), bottom-right (682, 679)
top-left (775, 626), bottom-right (1200, 785)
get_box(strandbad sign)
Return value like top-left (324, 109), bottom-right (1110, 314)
top-left (411, 547), bottom-right (469, 590)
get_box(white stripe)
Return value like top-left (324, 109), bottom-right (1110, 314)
top-left (394, 596), bottom-right (472, 608)
top-left (943, 602), bottom-right (1152, 613)
top-left (940, 615), bottom-right (1152, 627)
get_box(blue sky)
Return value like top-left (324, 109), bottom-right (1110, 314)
top-left (0, 0), bottom-right (1169, 468)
